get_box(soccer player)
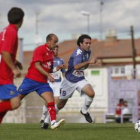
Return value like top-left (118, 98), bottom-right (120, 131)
top-left (18, 34), bottom-right (65, 130)
top-left (0, 7), bottom-right (24, 124)
top-left (55, 34), bottom-right (97, 123)
top-left (40, 45), bottom-right (66, 129)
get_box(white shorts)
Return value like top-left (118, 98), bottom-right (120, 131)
top-left (49, 82), bottom-right (61, 97)
top-left (59, 78), bottom-right (90, 99)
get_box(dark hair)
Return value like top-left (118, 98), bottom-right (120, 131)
top-left (119, 98), bottom-right (124, 103)
top-left (46, 33), bottom-right (56, 41)
top-left (77, 34), bottom-right (91, 46)
top-left (8, 7), bottom-right (24, 24)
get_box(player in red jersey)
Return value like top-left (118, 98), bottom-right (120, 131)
top-left (0, 7), bottom-right (24, 124)
top-left (115, 98), bottom-right (124, 123)
top-left (18, 34), bottom-right (65, 130)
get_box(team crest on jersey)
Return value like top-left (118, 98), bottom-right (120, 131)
top-left (76, 49), bottom-right (82, 56)
top-left (42, 61), bottom-right (52, 69)
top-left (10, 90), bottom-right (15, 95)
top-left (19, 89), bottom-right (23, 92)
top-left (47, 61), bottom-right (51, 68)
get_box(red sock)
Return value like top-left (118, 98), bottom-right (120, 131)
top-left (47, 102), bottom-right (56, 122)
top-left (0, 101), bottom-right (12, 113)
top-left (0, 112), bottom-right (7, 124)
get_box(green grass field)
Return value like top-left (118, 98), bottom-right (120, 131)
top-left (0, 123), bottom-right (139, 140)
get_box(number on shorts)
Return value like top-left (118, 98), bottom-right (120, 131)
top-left (60, 88), bottom-right (66, 96)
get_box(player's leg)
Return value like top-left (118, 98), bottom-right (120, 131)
top-left (41, 91), bottom-right (65, 130)
top-left (77, 80), bottom-right (95, 123)
top-left (0, 112), bottom-right (6, 124)
top-left (41, 82), bottom-right (61, 128)
top-left (10, 96), bottom-right (21, 109)
top-left (54, 96), bottom-right (59, 104)
top-left (0, 84), bottom-right (21, 112)
top-left (81, 84), bottom-right (95, 111)
top-left (0, 96), bottom-right (21, 113)
top-left (81, 84), bottom-right (95, 123)
top-left (56, 98), bottom-right (68, 111)
top-left (18, 94), bottom-right (26, 100)
top-left (40, 104), bottom-right (47, 123)
top-left (41, 96), bottom-right (60, 129)
top-left (0, 84), bottom-right (20, 124)
top-left (18, 78), bottom-right (38, 100)
top-left (0, 100), bottom-right (12, 124)
top-left (56, 78), bottom-right (76, 112)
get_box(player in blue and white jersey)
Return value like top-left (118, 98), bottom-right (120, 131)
top-left (56, 34), bottom-right (97, 123)
top-left (40, 45), bottom-right (66, 129)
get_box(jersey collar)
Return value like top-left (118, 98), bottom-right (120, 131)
top-left (45, 44), bottom-right (53, 52)
top-left (9, 24), bottom-right (18, 31)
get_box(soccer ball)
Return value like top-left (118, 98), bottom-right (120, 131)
top-left (134, 120), bottom-right (140, 132)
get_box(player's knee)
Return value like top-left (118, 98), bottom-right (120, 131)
top-left (11, 98), bottom-right (21, 109)
top-left (91, 91), bottom-right (95, 98)
top-left (88, 90), bottom-right (95, 98)
top-left (13, 101), bottom-right (21, 109)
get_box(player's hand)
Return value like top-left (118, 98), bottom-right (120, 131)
top-left (48, 74), bottom-right (55, 83)
top-left (15, 60), bottom-right (23, 70)
top-left (89, 57), bottom-right (97, 64)
top-left (12, 68), bottom-right (21, 78)
top-left (57, 64), bottom-right (66, 70)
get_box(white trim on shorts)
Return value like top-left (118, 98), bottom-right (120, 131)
top-left (59, 77), bottom-right (90, 99)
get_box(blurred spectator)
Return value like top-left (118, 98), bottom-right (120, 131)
top-left (115, 98), bottom-right (124, 123)
top-left (122, 101), bottom-right (131, 123)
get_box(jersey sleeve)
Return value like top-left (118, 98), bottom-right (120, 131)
top-left (60, 58), bottom-right (64, 64)
top-left (33, 47), bottom-right (43, 63)
top-left (73, 53), bottom-right (83, 66)
top-left (1, 29), bottom-right (17, 54)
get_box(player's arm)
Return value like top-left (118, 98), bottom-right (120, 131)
top-left (53, 64), bottom-right (66, 72)
top-left (35, 61), bottom-right (55, 82)
top-left (74, 57), bottom-right (97, 70)
top-left (1, 51), bottom-right (21, 78)
top-left (15, 60), bottom-right (23, 70)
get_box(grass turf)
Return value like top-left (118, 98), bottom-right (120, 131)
top-left (0, 123), bottom-right (139, 140)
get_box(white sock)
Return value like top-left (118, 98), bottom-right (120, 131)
top-left (41, 105), bottom-right (47, 120)
top-left (55, 104), bottom-right (59, 114)
top-left (51, 120), bottom-right (56, 125)
top-left (44, 113), bottom-right (50, 124)
top-left (81, 95), bottom-right (93, 114)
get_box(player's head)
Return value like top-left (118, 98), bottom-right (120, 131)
top-left (53, 45), bottom-right (59, 57)
top-left (46, 34), bottom-right (58, 50)
top-left (8, 7), bottom-right (24, 28)
top-left (119, 98), bottom-right (124, 104)
top-left (77, 34), bottom-right (91, 51)
top-left (123, 101), bottom-right (128, 107)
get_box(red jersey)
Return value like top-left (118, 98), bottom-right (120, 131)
top-left (115, 103), bottom-right (123, 116)
top-left (25, 44), bottom-right (54, 83)
top-left (0, 24), bottom-right (18, 85)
